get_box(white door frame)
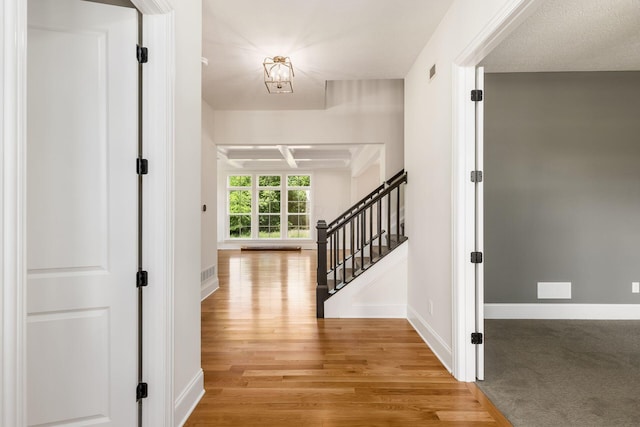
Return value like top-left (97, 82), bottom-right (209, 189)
top-left (451, 0), bottom-right (543, 382)
top-left (1, 0), bottom-right (177, 425)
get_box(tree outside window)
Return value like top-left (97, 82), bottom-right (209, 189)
top-left (228, 175), bottom-right (251, 238)
top-left (287, 175), bottom-right (311, 238)
top-left (258, 175), bottom-right (281, 238)
top-left (227, 173), bottom-right (311, 240)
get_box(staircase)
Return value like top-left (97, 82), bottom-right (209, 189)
top-left (316, 170), bottom-right (408, 318)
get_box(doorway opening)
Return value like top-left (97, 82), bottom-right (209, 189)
top-left (457, 0), bottom-right (640, 424)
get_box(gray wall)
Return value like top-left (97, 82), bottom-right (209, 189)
top-left (485, 72), bottom-right (640, 304)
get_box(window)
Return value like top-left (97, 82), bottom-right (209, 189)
top-left (258, 175), bottom-right (281, 238)
top-left (287, 175), bottom-right (311, 238)
top-left (228, 175), bottom-right (252, 238)
top-left (226, 173), bottom-right (312, 240)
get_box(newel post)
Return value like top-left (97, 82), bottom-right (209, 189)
top-left (316, 220), bottom-right (329, 318)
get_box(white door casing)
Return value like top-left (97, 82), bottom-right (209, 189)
top-left (27, 1), bottom-right (137, 425)
top-left (474, 66), bottom-right (485, 381)
top-left (451, 0), bottom-right (542, 382)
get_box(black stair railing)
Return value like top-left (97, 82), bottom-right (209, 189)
top-left (316, 170), bottom-right (408, 318)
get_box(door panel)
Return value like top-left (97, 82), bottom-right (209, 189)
top-left (27, 1), bottom-right (138, 425)
top-left (27, 26), bottom-right (108, 272)
top-left (27, 310), bottom-right (110, 425)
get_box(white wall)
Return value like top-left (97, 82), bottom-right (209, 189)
top-left (173, 0), bottom-right (203, 421)
top-left (201, 101), bottom-right (218, 299)
top-left (216, 167), bottom-right (351, 249)
top-left (404, 0), bottom-right (519, 370)
top-left (325, 241), bottom-right (408, 319)
top-left (352, 162), bottom-right (381, 202)
top-left (212, 79), bottom-right (404, 180)
top-left (313, 169), bottom-right (352, 226)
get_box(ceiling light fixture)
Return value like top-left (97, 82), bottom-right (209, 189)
top-left (263, 56), bottom-right (294, 94)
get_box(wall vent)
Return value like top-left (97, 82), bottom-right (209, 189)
top-left (537, 282), bottom-right (572, 299)
top-left (201, 265), bottom-right (216, 283)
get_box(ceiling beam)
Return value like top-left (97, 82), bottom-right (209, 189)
top-left (278, 145), bottom-right (298, 169)
top-left (216, 149), bottom-right (244, 169)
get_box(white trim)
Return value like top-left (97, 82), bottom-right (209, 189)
top-left (485, 304), bottom-right (640, 320)
top-left (454, 0), bottom-right (542, 67)
top-left (452, 65), bottom-right (477, 383)
top-left (218, 240), bottom-right (315, 251)
top-left (1, 0), bottom-right (27, 425)
top-left (474, 66), bottom-right (485, 381)
top-left (140, 11), bottom-right (175, 427)
top-left (451, 0), bottom-right (543, 382)
top-left (174, 369), bottom-right (205, 427)
top-left (224, 171), bottom-right (314, 241)
top-left (201, 277), bottom-right (219, 301)
top-left (131, 0), bottom-right (174, 15)
top-left (407, 306), bottom-right (453, 373)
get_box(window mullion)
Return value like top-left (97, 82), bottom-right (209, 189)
top-left (281, 175), bottom-right (286, 240)
top-left (252, 173), bottom-right (257, 239)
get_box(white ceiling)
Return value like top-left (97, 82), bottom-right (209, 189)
top-left (202, 0), bottom-right (453, 110)
top-left (208, 0), bottom-right (640, 171)
top-left (217, 143), bottom-right (382, 172)
top-left (482, 0), bottom-right (640, 73)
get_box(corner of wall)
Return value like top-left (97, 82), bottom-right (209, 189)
top-left (407, 306), bottom-right (453, 373)
top-left (174, 369), bottom-right (205, 427)
top-left (201, 277), bottom-right (219, 301)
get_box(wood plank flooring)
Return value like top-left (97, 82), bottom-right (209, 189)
top-left (186, 250), bottom-right (510, 426)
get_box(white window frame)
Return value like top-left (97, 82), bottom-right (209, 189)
top-left (225, 172), bottom-right (313, 241)
top-left (227, 175), bottom-right (253, 239)
top-left (285, 174), bottom-right (313, 240)
top-left (257, 174), bottom-right (282, 239)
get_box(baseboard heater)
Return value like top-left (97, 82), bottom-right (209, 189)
top-left (241, 246), bottom-right (301, 251)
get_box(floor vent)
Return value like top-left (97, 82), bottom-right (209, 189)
top-left (241, 246), bottom-right (301, 251)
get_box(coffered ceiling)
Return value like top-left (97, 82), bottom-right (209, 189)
top-left (217, 144), bottom-right (382, 172)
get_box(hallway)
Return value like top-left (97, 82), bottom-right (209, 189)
top-left (186, 250), bottom-right (509, 426)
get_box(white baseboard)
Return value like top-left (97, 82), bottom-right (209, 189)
top-left (407, 306), bottom-right (452, 373)
top-left (327, 304), bottom-right (407, 318)
top-left (218, 242), bottom-right (316, 250)
top-left (485, 303), bottom-right (640, 320)
top-left (201, 277), bottom-right (219, 301)
top-left (175, 369), bottom-right (205, 427)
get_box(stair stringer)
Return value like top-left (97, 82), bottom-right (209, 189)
top-left (324, 240), bottom-right (408, 318)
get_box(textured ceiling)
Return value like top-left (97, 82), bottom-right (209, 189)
top-left (202, 0), bottom-right (453, 110)
top-left (482, 0), bottom-right (640, 73)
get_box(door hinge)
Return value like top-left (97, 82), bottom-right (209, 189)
top-left (136, 45), bottom-right (148, 64)
top-left (471, 89), bottom-right (483, 102)
top-left (471, 252), bottom-right (483, 264)
top-left (137, 158), bottom-right (148, 175)
top-left (136, 270), bottom-right (148, 288)
top-left (136, 382), bottom-right (148, 400)
top-left (471, 332), bottom-right (483, 344)
top-left (471, 171), bottom-right (483, 183)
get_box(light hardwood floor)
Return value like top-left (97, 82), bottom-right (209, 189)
top-left (186, 250), bottom-right (510, 426)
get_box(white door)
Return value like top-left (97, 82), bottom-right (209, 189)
top-left (27, 1), bottom-right (138, 425)
top-left (475, 66), bottom-right (485, 381)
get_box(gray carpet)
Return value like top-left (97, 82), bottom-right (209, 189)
top-left (477, 320), bottom-right (640, 427)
